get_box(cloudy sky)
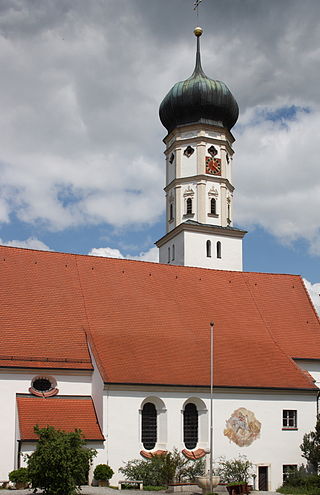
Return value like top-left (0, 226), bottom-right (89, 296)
top-left (0, 0), bottom-right (319, 312)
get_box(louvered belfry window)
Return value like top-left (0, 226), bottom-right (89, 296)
top-left (142, 402), bottom-right (157, 450)
top-left (183, 403), bottom-right (198, 449)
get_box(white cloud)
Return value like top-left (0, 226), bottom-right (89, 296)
top-left (303, 279), bottom-right (320, 316)
top-left (0, 0), bottom-right (320, 260)
top-left (89, 245), bottom-right (159, 263)
top-left (0, 237), bottom-right (51, 251)
top-left (234, 107), bottom-right (320, 254)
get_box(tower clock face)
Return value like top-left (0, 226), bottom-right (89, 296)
top-left (206, 156), bottom-right (221, 175)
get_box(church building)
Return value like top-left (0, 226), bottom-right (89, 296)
top-left (0, 28), bottom-right (320, 492)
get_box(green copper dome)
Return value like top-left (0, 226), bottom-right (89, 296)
top-left (159, 31), bottom-right (239, 134)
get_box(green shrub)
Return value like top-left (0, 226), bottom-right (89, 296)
top-left (119, 448), bottom-right (205, 487)
top-left (8, 467), bottom-right (30, 484)
top-left (277, 466), bottom-right (320, 495)
top-left (26, 425), bottom-right (96, 495)
top-left (216, 455), bottom-right (253, 483)
top-left (93, 464), bottom-right (114, 481)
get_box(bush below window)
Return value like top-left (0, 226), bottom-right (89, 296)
top-left (119, 448), bottom-right (205, 487)
top-left (277, 466), bottom-right (320, 495)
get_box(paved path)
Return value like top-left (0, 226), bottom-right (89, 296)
top-left (0, 488), bottom-right (280, 495)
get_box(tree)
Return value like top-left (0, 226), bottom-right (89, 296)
top-left (27, 426), bottom-right (96, 495)
top-left (300, 415), bottom-right (320, 472)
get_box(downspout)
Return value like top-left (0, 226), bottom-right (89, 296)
top-left (317, 390), bottom-right (320, 417)
top-left (17, 440), bottom-right (21, 468)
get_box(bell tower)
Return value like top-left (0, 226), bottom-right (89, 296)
top-left (156, 28), bottom-right (246, 271)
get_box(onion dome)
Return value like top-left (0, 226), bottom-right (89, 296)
top-left (159, 27), bottom-right (239, 134)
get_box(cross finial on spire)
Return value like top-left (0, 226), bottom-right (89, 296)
top-left (193, 0), bottom-right (203, 19)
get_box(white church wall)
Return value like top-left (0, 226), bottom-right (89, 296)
top-left (0, 370), bottom-right (92, 480)
top-left (158, 230), bottom-right (184, 266)
top-left (181, 144), bottom-right (197, 177)
top-left (214, 390), bottom-right (317, 491)
top-left (101, 386), bottom-right (317, 490)
top-left (184, 231), bottom-right (243, 271)
top-left (167, 156), bottom-right (175, 184)
top-left (89, 345), bottom-right (104, 429)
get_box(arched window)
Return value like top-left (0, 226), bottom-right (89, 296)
top-left (186, 198), bottom-right (192, 215)
top-left (183, 403), bottom-right (198, 449)
top-left (210, 198), bottom-right (216, 215)
top-left (172, 244), bottom-right (175, 261)
top-left (142, 402), bottom-right (157, 450)
top-left (217, 241), bottom-right (222, 259)
top-left (206, 240), bottom-right (211, 258)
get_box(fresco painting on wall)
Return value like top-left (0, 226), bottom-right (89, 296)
top-left (224, 408), bottom-right (261, 447)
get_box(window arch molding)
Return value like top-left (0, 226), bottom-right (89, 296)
top-left (182, 398), bottom-right (208, 450)
top-left (140, 397), bottom-right (167, 451)
top-left (210, 198), bottom-right (216, 215)
top-left (29, 375), bottom-right (58, 397)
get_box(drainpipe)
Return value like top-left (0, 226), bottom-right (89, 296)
top-left (317, 391), bottom-right (320, 417)
top-left (17, 440), bottom-right (21, 468)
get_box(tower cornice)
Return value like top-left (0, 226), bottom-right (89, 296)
top-left (155, 221), bottom-right (247, 248)
top-left (163, 122), bottom-right (235, 146)
top-left (164, 175), bottom-right (235, 194)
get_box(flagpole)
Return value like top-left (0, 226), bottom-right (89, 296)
top-left (209, 321), bottom-right (214, 493)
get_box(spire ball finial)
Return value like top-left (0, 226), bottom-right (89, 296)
top-left (194, 26), bottom-right (203, 37)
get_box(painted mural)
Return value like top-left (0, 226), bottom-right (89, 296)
top-left (224, 407), bottom-right (261, 447)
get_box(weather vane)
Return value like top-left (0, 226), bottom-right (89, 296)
top-left (193, 0), bottom-right (203, 19)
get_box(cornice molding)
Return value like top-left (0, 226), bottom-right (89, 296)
top-left (155, 222), bottom-right (247, 247)
top-left (163, 122), bottom-right (235, 145)
top-left (165, 175), bottom-right (234, 193)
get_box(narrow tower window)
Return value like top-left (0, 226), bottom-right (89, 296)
top-left (172, 244), bottom-right (175, 261)
top-left (216, 241), bottom-right (222, 259)
top-left (169, 153), bottom-right (174, 164)
top-left (142, 402), bottom-right (157, 450)
top-left (210, 198), bottom-right (216, 215)
top-left (186, 198), bottom-right (192, 215)
top-left (206, 240), bottom-right (211, 258)
top-left (168, 247), bottom-right (170, 263)
top-left (169, 203), bottom-right (174, 221)
top-left (183, 403), bottom-right (198, 450)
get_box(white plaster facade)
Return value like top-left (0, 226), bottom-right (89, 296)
top-left (2, 362), bottom-right (319, 491)
top-left (0, 369), bottom-right (92, 481)
top-left (164, 125), bottom-right (235, 233)
top-left (157, 123), bottom-right (246, 271)
top-left (158, 227), bottom-right (243, 271)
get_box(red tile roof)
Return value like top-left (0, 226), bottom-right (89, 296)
top-left (17, 396), bottom-right (104, 440)
top-left (0, 247), bottom-right (92, 371)
top-left (1, 245), bottom-right (320, 390)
